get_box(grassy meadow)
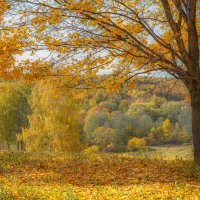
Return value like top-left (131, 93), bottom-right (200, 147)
top-left (0, 145), bottom-right (200, 200)
top-left (127, 144), bottom-right (193, 160)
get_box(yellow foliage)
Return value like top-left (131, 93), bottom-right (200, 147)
top-left (127, 137), bottom-right (146, 151)
top-left (0, 0), bottom-right (199, 91)
top-left (83, 145), bottom-right (100, 154)
top-left (22, 79), bottom-right (82, 152)
top-left (162, 119), bottom-right (172, 134)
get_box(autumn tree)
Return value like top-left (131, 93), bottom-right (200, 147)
top-left (92, 126), bottom-right (118, 152)
top-left (5, 1), bottom-right (200, 163)
top-left (84, 106), bottom-right (108, 145)
top-left (16, 85), bottom-right (31, 151)
top-left (0, 2), bottom-right (25, 80)
top-left (22, 79), bottom-right (82, 152)
top-left (0, 82), bottom-right (29, 150)
top-left (150, 118), bottom-right (172, 143)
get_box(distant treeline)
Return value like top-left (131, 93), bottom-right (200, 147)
top-left (0, 77), bottom-right (191, 152)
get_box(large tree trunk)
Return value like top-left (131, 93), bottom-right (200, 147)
top-left (190, 87), bottom-right (200, 165)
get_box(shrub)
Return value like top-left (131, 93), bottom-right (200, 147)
top-left (149, 125), bottom-right (171, 144)
top-left (143, 137), bottom-right (158, 146)
top-left (127, 137), bottom-right (146, 151)
top-left (83, 145), bottom-right (100, 154)
top-left (170, 131), bottom-right (191, 144)
top-left (92, 127), bottom-right (117, 152)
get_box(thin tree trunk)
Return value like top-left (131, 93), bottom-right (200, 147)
top-left (17, 140), bottom-right (24, 151)
top-left (21, 140), bottom-right (25, 151)
top-left (6, 138), bottom-right (10, 151)
top-left (190, 88), bottom-right (200, 164)
top-left (17, 142), bottom-right (20, 151)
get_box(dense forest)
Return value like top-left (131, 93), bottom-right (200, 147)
top-left (0, 77), bottom-right (192, 153)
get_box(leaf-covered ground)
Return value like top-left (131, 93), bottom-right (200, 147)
top-left (0, 152), bottom-right (200, 200)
